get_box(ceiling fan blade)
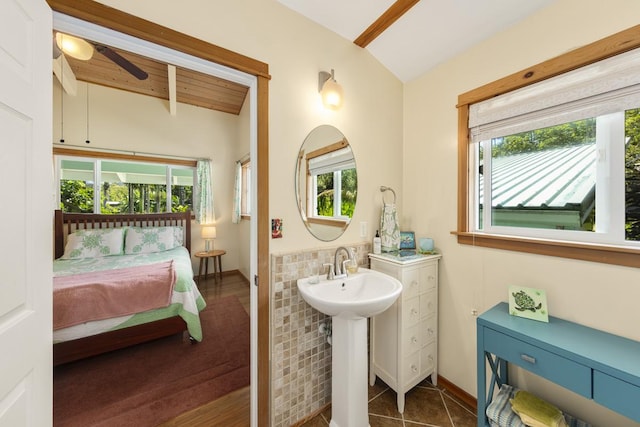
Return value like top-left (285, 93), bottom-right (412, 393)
top-left (94, 44), bottom-right (149, 80)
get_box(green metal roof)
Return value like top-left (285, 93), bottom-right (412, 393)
top-left (481, 143), bottom-right (596, 229)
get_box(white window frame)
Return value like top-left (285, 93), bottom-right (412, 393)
top-left (456, 25), bottom-right (640, 268)
top-left (55, 154), bottom-right (196, 214)
top-left (471, 111), bottom-right (632, 247)
top-left (311, 169), bottom-right (350, 220)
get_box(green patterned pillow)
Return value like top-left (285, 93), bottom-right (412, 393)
top-left (61, 228), bottom-right (125, 259)
top-left (124, 226), bottom-right (183, 254)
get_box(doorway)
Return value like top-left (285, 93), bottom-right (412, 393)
top-left (50, 1), bottom-right (270, 425)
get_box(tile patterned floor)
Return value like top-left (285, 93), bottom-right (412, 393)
top-left (301, 378), bottom-right (477, 427)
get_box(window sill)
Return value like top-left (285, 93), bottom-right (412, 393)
top-left (306, 217), bottom-right (348, 228)
top-left (452, 231), bottom-right (640, 268)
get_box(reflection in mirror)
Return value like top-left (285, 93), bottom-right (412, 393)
top-left (296, 125), bottom-right (357, 241)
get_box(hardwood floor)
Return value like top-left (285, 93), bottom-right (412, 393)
top-left (160, 271), bottom-right (251, 426)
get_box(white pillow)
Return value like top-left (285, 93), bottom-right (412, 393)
top-left (61, 228), bottom-right (125, 259)
top-left (124, 226), bottom-right (183, 254)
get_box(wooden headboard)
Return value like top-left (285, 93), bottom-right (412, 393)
top-left (54, 210), bottom-right (192, 259)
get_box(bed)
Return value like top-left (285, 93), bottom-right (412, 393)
top-left (53, 210), bottom-right (206, 366)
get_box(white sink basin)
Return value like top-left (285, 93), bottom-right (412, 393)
top-left (297, 268), bottom-right (402, 319)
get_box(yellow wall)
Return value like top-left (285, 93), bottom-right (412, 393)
top-left (403, 1), bottom-right (640, 425)
top-left (90, 0), bottom-right (640, 424)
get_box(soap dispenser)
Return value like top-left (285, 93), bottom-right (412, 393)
top-left (373, 230), bottom-right (381, 254)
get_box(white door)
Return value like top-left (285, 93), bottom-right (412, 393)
top-left (0, 0), bottom-right (53, 425)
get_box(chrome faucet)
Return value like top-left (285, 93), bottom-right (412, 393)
top-left (334, 246), bottom-right (356, 278)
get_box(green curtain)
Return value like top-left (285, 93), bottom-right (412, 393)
top-left (195, 160), bottom-right (215, 224)
top-left (232, 161), bottom-right (241, 224)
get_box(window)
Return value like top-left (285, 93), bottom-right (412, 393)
top-left (306, 146), bottom-right (357, 224)
top-left (56, 153), bottom-right (195, 214)
top-left (241, 159), bottom-right (251, 218)
top-left (457, 26), bottom-right (640, 267)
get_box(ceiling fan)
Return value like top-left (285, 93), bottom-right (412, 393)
top-left (53, 32), bottom-right (148, 80)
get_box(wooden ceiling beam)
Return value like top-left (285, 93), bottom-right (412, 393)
top-left (353, 0), bottom-right (420, 48)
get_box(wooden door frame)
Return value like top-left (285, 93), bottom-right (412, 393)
top-left (47, 1), bottom-right (271, 424)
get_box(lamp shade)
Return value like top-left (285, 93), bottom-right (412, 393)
top-left (201, 226), bottom-right (217, 239)
top-left (321, 79), bottom-right (344, 110)
top-left (55, 33), bottom-right (94, 61)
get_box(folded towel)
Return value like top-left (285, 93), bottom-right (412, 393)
top-left (510, 390), bottom-right (568, 427)
top-left (380, 203), bottom-right (400, 252)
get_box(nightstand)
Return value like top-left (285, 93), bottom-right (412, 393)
top-left (195, 249), bottom-right (226, 283)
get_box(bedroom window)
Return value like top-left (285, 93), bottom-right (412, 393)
top-left (457, 27), bottom-right (640, 267)
top-left (56, 155), bottom-right (195, 214)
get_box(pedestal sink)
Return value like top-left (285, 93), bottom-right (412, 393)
top-left (297, 268), bottom-right (402, 427)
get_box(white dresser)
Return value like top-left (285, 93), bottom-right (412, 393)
top-left (368, 253), bottom-right (441, 413)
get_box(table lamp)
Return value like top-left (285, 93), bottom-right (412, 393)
top-left (201, 225), bottom-right (217, 251)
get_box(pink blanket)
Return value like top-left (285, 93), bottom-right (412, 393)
top-left (53, 261), bottom-right (176, 331)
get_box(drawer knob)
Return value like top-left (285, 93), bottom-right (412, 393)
top-left (411, 309), bottom-right (418, 316)
top-left (520, 354), bottom-right (536, 364)
top-left (411, 280), bottom-right (418, 288)
top-left (427, 328), bottom-right (434, 335)
top-left (411, 336), bottom-right (418, 344)
top-left (411, 364), bottom-right (418, 373)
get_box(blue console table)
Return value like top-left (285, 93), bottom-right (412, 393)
top-left (477, 302), bottom-right (640, 427)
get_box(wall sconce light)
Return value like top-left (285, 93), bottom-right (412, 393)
top-left (201, 225), bottom-right (217, 252)
top-left (318, 69), bottom-right (344, 110)
top-left (55, 32), bottom-right (94, 61)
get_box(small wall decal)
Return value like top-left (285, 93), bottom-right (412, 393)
top-left (508, 285), bottom-right (549, 323)
top-left (271, 218), bottom-right (283, 238)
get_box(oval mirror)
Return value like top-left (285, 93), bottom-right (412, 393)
top-left (295, 125), bottom-right (358, 241)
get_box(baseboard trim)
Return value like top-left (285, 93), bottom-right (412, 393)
top-left (437, 375), bottom-right (477, 412)
top-left (290, 403), bottom-right (330, 427)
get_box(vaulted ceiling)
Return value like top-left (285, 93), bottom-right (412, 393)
top-left (277, 0), bottom-right (556, 82)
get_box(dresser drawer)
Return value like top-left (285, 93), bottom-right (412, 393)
top-left (420, 342), bottom-right (436, 375)
top-left (402, 297), bottom-right (420, 327)
top-left (593, 371), bottom-right (640, 422)
top-left (484, 328), bottom-right (591, 398)
top-left (420, 264), bottom-right (438, 293)
top-left (420, 316), bottom-right (437, 345)
top-left (403, 323), bottom-right (421, 355)
top-left (402, 269), bottom-right (420, 300)
top-left (403, 351), bottom-right (421, 384)
top-left (420, 290), bottom-right (436, 318)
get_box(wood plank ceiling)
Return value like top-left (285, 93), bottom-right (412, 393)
top-left (62, 37), bottom-right (250, 115)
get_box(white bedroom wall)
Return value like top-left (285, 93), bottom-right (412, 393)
top-left (52, 80), bottom-right (244, 274)
top-left (403, 0), bottom-right (640, 425)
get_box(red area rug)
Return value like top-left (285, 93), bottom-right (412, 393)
top-left (54, 296), bottom-right (250, 427)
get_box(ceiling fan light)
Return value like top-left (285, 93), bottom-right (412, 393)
top-left (319, 69), bottom-right (344, 110)
top-left (55, 33), bottom-right (93, 61)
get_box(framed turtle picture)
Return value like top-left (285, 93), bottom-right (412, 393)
top-left (508, 285), bottom-right (549, 323)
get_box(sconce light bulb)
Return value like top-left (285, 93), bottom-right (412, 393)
top-left (319, 69), bottom-right (344, 110)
